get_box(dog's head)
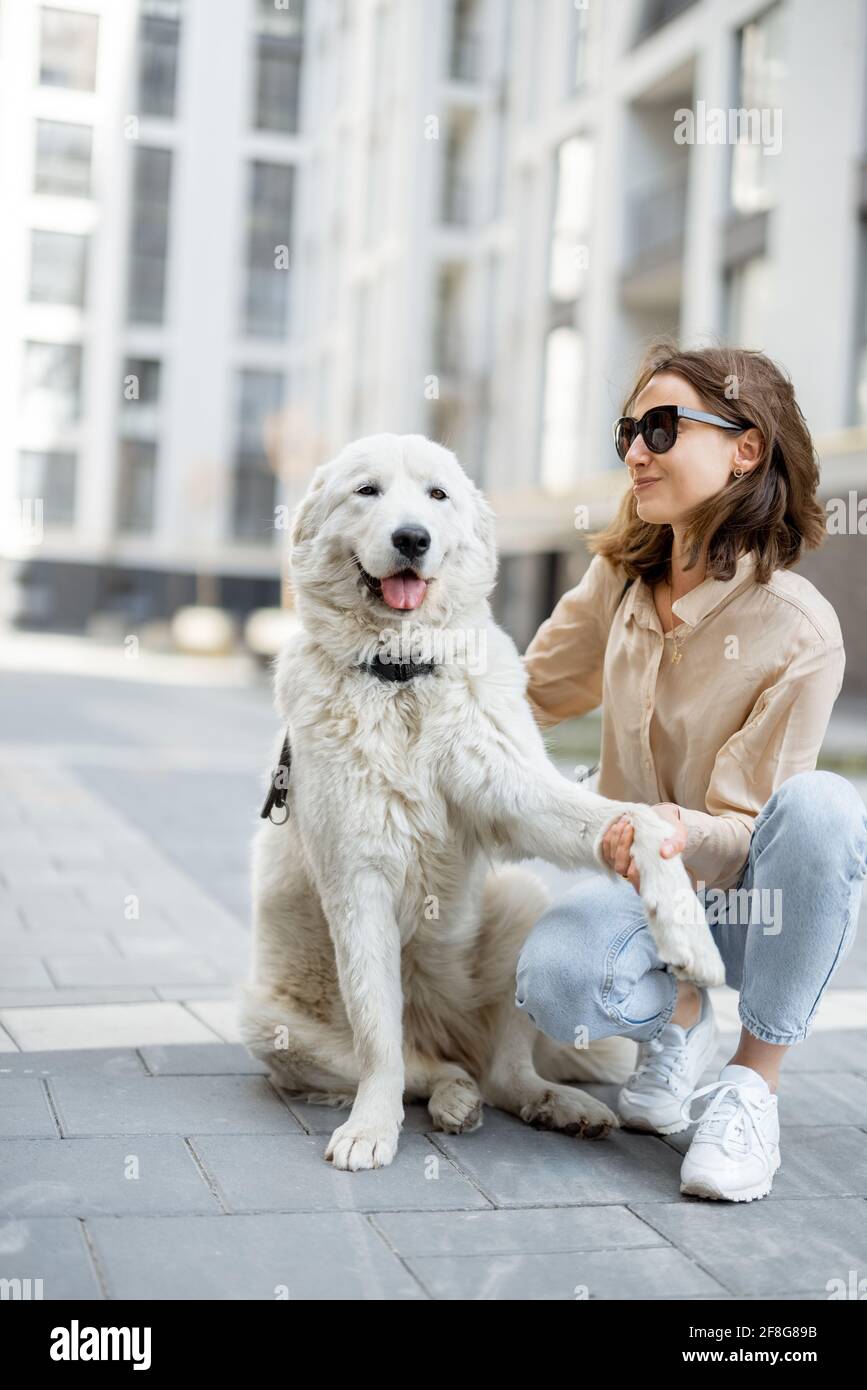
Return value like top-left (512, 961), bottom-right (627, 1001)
top-left (288, 434), bottom-right (496, 649)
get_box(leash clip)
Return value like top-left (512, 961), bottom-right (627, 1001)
top-left (259, 731), bottom-right (292, 824)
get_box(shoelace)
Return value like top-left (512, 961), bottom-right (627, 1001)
top-left (630, 1035), bottom-right (689, 1089)
top-left (680, 1080), bottom-right (776, 1165)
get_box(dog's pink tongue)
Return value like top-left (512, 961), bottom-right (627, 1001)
top-left (380, 574), bottom-right (427, 610)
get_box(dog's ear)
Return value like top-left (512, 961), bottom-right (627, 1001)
top-left (290, 467), bottom-right (328, 549)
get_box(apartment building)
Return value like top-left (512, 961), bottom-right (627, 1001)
top-left (2, 0), bottom-right (866, 686)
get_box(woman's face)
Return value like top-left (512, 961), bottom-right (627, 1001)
top-left (623, 370), bottom-right (760, 527)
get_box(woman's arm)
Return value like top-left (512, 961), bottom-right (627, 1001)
top-left (676, 635), bottom-right (845, 891)
top-left (521, 553), bottom-right (622, 728)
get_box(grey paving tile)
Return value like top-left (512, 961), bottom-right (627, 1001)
top-left (0, 988), bottom-right (158, 1008)
top-left (286, 1098), bottom-right (439, 1134)
top-left (48, 1075), bottom-right (303, 1136)
top-left (372, 1204), bottom-right (669, 1257)
top-left (772, 1071), bottom-right (867, 1126)
top-left (87, 1213), bottom-right (426, 1300)
top-left (0, 1079), bottom-right (58, 1137)
top-left (0, 1217), bottom-right (102, 1299)
top-left (153, 984), bottom-right (240, 1001)
top-left (631, 1197), bottom-right (867, 1298)
top-left (0, 902), bottom-right (25, 931)
top-left (138, 1043), bottom-right (268, 1076)
top-left (661, 1125), bottom-right (867, 1196)
top-left (715, 1029), bottom-right (867, 1074)
top-left (0, 930), bottom-right (121, 957)
top-left (0, 957), bottom-right (54, 988)
top-left (44, 956), bottom-right (223, 987)
top-left (431, 1107), bottom-right (683, 1206)
top-left (0, 1137), bottom-right (218, 1216)
top-left (406, 1245), bottom-right (727, 1300)
top-left (0, 1048), bottom-right (146, 1078)
top-left (190, 1132), bottom-right (493, 1213)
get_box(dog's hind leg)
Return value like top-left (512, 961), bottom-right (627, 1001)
top-left (239, 984), bottom-right (361, 1105)
top-left (475, 866), bottom-right (620, 1138)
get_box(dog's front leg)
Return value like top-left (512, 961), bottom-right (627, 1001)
top-left (449, 747), bottom-right (724, 987)
top-left (320, 869), bottom-right (405, 1171)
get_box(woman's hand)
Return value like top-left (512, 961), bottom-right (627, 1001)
top-left (601, 802), bottom-right (691, 893)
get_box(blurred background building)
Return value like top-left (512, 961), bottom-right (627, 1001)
top-left (1, 0), bottom-right (866, 686)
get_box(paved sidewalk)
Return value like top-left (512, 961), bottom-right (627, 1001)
top-left (1, 643), bottom-right (866, 1300)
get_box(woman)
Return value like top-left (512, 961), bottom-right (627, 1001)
top-left (516, 341), bottom-right (867, 1203)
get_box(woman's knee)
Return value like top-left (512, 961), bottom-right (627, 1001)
top-left (515, 878), bottom-right (654, 1043)
top-left (757, 770), bottom-right (867, 874)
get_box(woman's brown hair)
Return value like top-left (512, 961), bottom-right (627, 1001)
top-left (588, 338), bottom-right (827, 586)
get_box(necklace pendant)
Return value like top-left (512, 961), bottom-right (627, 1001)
top-left (671, 646), bottom-right (682, 665)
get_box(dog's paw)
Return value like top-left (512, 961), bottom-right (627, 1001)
top-left (428, 1076), bottom-right (484, 1134)
top-left (647, 895), bottom-right (726, 987)
top-left (636, 851), bottom-right (725, 988)
top-left (324, 1118), bottom-right (400, 1171)
top-left (661, 928), bottom-right (727, 988)
top-left (520, 1086), bottom-right (619, 1139)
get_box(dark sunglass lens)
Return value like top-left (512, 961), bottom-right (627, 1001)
top-left (615, 419), bottom-right (634, 459)
top-left (645, 408), bottom-right (676, 454)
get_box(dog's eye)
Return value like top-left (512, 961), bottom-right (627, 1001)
top-left (355, 484), bottom-right (379, 497)
top-left (429, 487), bottom-right (448, 501)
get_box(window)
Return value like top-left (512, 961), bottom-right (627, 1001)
top-left (243, 161), bottom-right (293, 337)
top-left (442, 122), bottom-right (472, 226)
top-left (725, 255), bottom-right (771, 348)
top-left (548, 137), bottom-right (593, 303)
top-left (34, 120), bottom-right (92, 196)
top-left (19, 450), bottom-right (77, 526)
top-left (730, 5), bottom-right (785, 215)
top-left (539, 326), bottom-right (584, 491)
top-left (122, 356), bottom-right (161, 418)
top-left (118, 356), bottom-right (161, 532)
top-left (231, 369), bottom-right (284, 540)
top-left (21, 342), bottom-right (83, 425)
top-left (855, 223), bottom-right (867, 425)
top-left (29, 229), bottom-right (88, 306)
top-left (127, 146), bottom-right (173, 323)
top-left (39, 6), bottom-right (99, 91)
top-left (117, 439), bottom-right (157, 532)
top-left (434, 267), bottom-right (463, 374)
top-left (137, 0), bottom-right (183, 118)
top-left (567, 2), bottom-right (591, 93)
top-left (253, 0), bottom-right (304, 134)
top-left (449, 0), bottom-right (481, 82)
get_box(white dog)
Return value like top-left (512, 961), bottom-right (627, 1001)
top-left (240, 434), bottom-right (724, 1171)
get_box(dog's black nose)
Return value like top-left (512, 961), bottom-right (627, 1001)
top-left (391, 526), bottom-right (430, 560)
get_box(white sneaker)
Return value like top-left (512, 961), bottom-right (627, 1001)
top-left (679, 1063), bottom-right (781, 1203)
top-left (617, 989), bottom-right (720, 1135)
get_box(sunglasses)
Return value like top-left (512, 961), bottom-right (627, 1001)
top-left (613, 405), bottom-right (752, 462)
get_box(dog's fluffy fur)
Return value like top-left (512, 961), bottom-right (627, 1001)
top-left (240, 434), bottom-right (724, 1170)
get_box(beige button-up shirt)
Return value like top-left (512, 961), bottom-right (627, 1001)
top-left (522, 549), bottom-right (845, 892)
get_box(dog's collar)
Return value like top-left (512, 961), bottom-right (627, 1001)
top-left (357, 656), bottom-right (438, 683)
top-left (260, 658), bottom-right (438, 826)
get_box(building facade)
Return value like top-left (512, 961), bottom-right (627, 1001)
top-left (1, 0), bottom-right (866, 684)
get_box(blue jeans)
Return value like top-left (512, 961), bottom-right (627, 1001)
top-left (515, 771), bottom-right (867, 1048)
